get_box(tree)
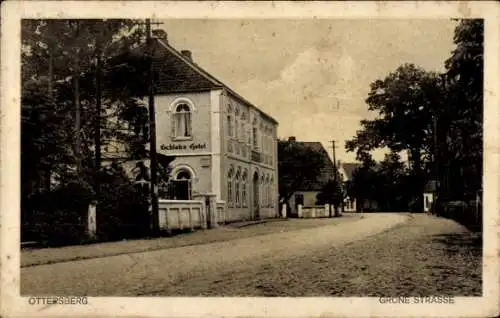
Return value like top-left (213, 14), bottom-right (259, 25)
top-left (21, 19), bottom-right (149, 192)
top-left (348, 158), bottom-right (378, 212)
top-left (316, 178), bottom-right (343, 217)
top-left (375, 152), bottom-right (408, 211)
top-left (21, 20), bottom-right (162, 243)
top-left (346, 63), bottom-right (445, 211)
top-left (278, 140), bottom-right (325, 205)
top-left (442, 19), bottom-right (483, 200)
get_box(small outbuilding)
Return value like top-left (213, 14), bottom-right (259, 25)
top-left (423, 180), bottom-right (438, 213)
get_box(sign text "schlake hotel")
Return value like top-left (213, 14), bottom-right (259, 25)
top-left (160, 143), bottom-right (207, 151)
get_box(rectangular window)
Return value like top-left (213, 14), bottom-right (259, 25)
top-left (252, 127), bottom-right (258, 148)
top-left (235, 119), bottom-right (239, 139)
top-left (247, 127), bottom-right (251, 145)
top-left (240, 122), bottom-right (245, 142)
top-left (227, 115), bottom-right (233, 137)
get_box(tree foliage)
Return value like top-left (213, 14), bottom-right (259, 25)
top-left (21, 19), bottom-right (160, 244)
top-left (21, 19), bottom-right (150, 192)
top-left (345, 19), bottom-right (483, 211)
top-left (316, 178), bottom-right (344, 217)
top-left (277, 140), bottom-right (325, 203)
top-left (346, 63), bottom-right (443, 170)
top-left (345, 63), bottom-right (446, 211)
top-left (442, 19), bottom-right (483, 199)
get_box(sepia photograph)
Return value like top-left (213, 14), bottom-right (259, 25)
top-left (1, 1), bottom-right (499, 317)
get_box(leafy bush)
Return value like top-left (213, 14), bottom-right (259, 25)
top-left (434, 200), bottom-right (482, 232)
top-left (22, 179), bottom-right (94, 246)
top-left (95, 165), bottom-right (151, 241)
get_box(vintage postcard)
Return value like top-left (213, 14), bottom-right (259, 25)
top-left (1, 1), bottom-right (499, 317)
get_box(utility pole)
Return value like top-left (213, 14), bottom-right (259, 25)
top-left (146, 18), bottom-right (160, 234)
top-left (95, 26), bottom-right (102, 184)
top-left (74, 21), bottom-right (81, 175)
top-left (433, 110), bottom-right (439, 209)
top-left (330, 140), bottom-right (340, 217)
top-left (331, 140), bottom-right (337, 178)
top-left (46, 20), bottom-right (54, 191)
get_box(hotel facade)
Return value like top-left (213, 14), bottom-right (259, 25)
top-left (138, 34), bottom-right (279, 222)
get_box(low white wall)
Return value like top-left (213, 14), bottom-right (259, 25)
top-left (158, 199), bottom-right (207, 231)
top-left (298, 204), bottom-right (330, 218)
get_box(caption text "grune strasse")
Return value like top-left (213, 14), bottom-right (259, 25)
top-left (379, 296), bottom-right (455, 304)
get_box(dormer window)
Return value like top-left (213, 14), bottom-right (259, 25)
top-left (173, 103), bottom-right (192, 139)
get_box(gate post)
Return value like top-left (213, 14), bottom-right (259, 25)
top-left (203, 193), bottom-right (217, 229)
top-left (281, 203), bottom-right (287, 218)
top-left (87, 201), bottom-right (97, 240)
top-left (297, 204), bottom-right (303, 218)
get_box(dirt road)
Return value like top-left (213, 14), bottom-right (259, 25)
top-left (22, 213), bottom-right (408, 296)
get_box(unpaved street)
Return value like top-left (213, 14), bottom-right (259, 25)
top-left (22, 213), bottom-right (408, 296)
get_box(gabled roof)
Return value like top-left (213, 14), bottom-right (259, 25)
top-left (295, 141), bottom-right (336, 191)
top-left (424, 180), bottom-right (438, 193)
top-left (340, 163), bottom-right (362, 181)
top-left (117, 38), bottom-right (278, 125)
top-left (153, 39), bottom-right (223, 93)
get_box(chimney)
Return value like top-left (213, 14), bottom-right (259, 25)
top-left (152, 29), bottom-right (168, 42)
top-left (288, 136), bottom-right (296, 142)
top-left (181, 50), bottom-right (192, 61)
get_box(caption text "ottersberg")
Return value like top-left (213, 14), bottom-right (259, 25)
top-left (28, 296), bottom-right (88, 305)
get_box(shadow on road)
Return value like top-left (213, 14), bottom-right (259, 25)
top-left (430, 232), bottom-right (482, 255)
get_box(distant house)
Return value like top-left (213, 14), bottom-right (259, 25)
top-left (423, 180), bottom-right (438, 213)
top-left (285, 137), bottom-right (337, 215)
top-left (337, 161), bottom-right (362, 212)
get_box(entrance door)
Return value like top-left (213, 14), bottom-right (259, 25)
top-left (253, 172), bottom-right (260, 220)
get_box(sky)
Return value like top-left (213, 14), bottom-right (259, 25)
top-left (159, 19), bottom-right (458, 163)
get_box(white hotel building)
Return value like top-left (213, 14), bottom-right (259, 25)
top-left (120, 33), bottom-right (280, 222)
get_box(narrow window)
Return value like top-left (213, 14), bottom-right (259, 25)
top-left (252, 127), bottom-right (258, 148)
top-left (174, 104), bottom-right (192, 138)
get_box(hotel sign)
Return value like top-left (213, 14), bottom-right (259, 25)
top-left (160, 143), bottom-right (207, 151)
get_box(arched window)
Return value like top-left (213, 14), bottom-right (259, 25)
top-left (172, 169), bottom-right (192, 200)
top-left (235, 169), bottom-right (241, 207)
top-left (227, 167), bottom-right (234, 206)
top-left (242, 170), bottom-right (248, 207)
top-left (173, 104), bottom-right (192, 138)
